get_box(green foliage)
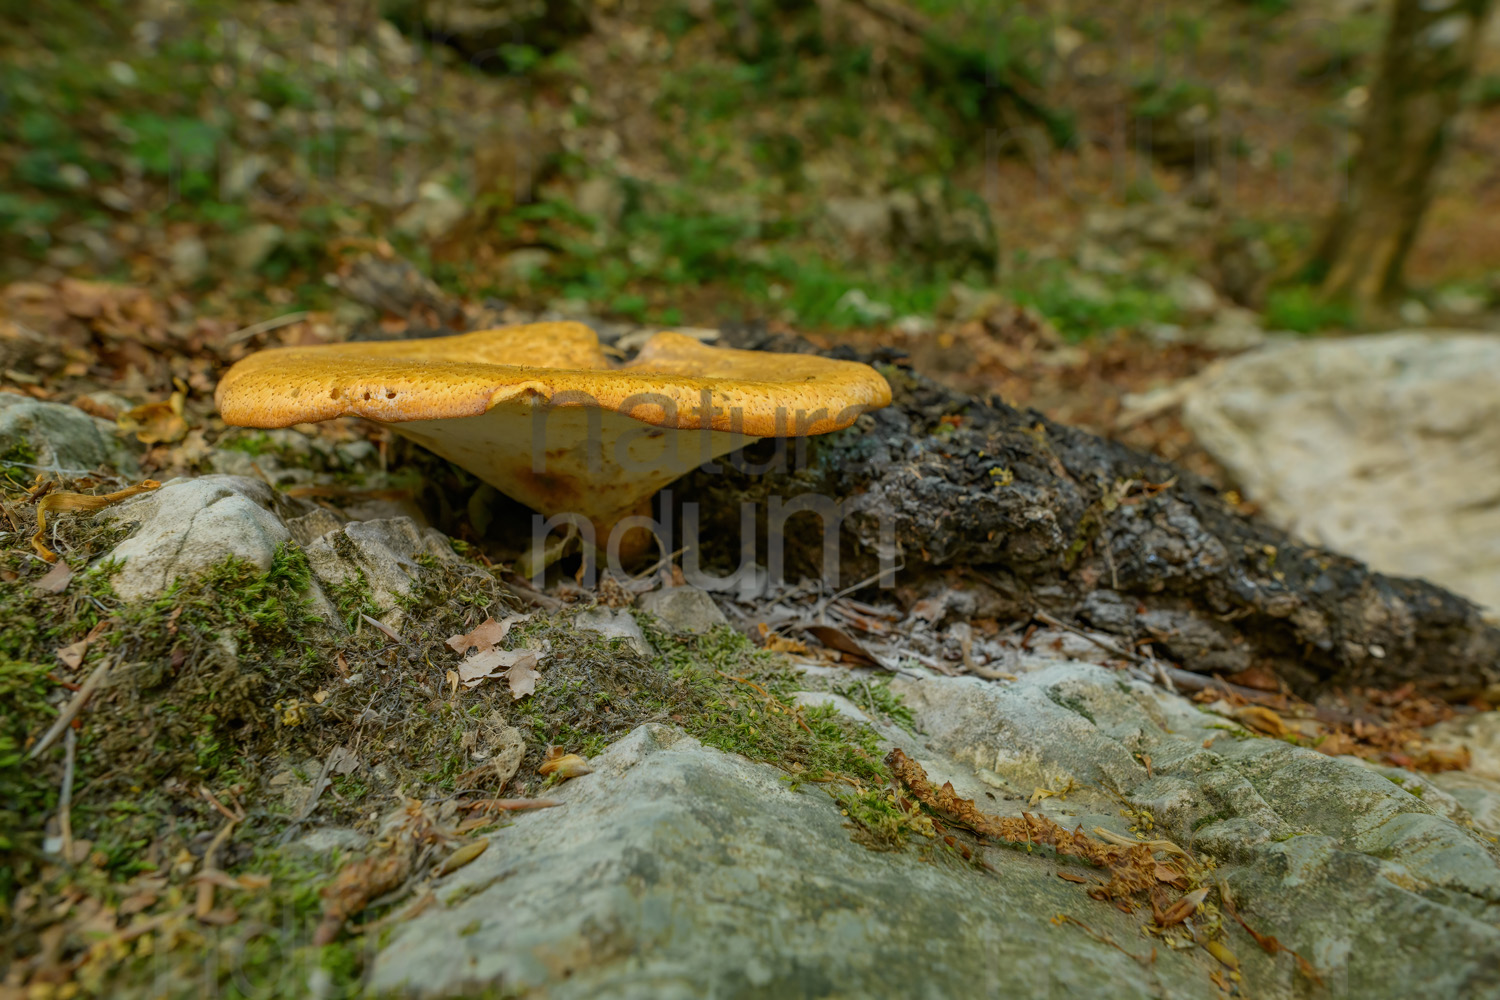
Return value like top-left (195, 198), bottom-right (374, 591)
top-left (1264, 284), bottom-right (1354, 334)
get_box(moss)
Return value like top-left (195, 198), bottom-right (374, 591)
top-left (836, 786), bottom-right (936, 851)
top-left (837, 676), bottom-right (916, 735)
top-left (1047, 691), bottom-right (1097, 725)
top-left (326, 567), bottom-right (380, 629)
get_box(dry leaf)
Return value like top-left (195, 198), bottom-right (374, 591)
top-left (33, 560), bottom-right (73, 593)
top-left (118, 392), bottom-right (189, 445)
top-left (1155, 886), bottom-right (1209, 927)
top-left (802, 624), bottom-right (884, 667)
top-left (1233, 705), bottom-right (1290, 738)
top-left (539, 748), bottom-right (592, 781)
top-left (446, 614), bottom-right (528, 655)
top-left (1057, 872), bottom-right (1091, 884)
top-left (434, 839), bottom-right (488, 876)
top-left (56, 639), bottom-right (89, 670)
top-left (507, 658), bottom-right (540, 700)
top-left (463, 798), bottom-right (562, 813)
top-left (458, 648), bottom-right (540, 689)
top-left (32, 479), bottom-right (161, 562)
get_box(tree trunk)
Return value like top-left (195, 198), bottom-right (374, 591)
top-left (1314, 0), bottom-right (1493, 312)
top-left (680, 327), bottom-right (1500, 699)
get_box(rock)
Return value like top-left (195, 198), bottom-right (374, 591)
top-left (1183, 331), bottom-right (1500, 610)
top-left (285, 508), bottom-right (347, 547)
top-left (887, 662), bottom-right (1500, 996)
top-left (225, 223), bottom-right (284, 273)
top-left (99, 476), bottom-right (315, 602)
top-left (373, 666), bottom-right (1500, 999)
top-left (303, 517), bottom-right (459, 624)
top-left (371, 725), bottom-right (1212, 998)
top-left (0, 396), bottom-right (139, 475)
top-left (822, 195), bottom-right (893, 248)
top-left (637, 585), bottom-right (727, 635)
top-left (886, 178), bottom-right (997, 275)
top-left (167, 235), bottom-right (209, 285)
top-left (1425, 711), bottom-right (1500, 835)
top-left (789, 690), bottom-right (870, 725)
top-left (1164, 273), bottom-right (1218, 320)
top-left (288, 827), bottom-right (370, 857)
top-left (334, 253), bottom-right (464, 331)
top-left (574, 176), bottom-right (625, 231)
top-left (394, 181), bottom-right (468, 242)
top-left (497, 248), bottom-right (553, 282)
top-left (384, 0), bottom-right (590, 61)
top-left (573, 606), bottom-right (653, 656)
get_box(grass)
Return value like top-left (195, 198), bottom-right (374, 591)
top-left (1264, 284), bottom-right (1354, 333)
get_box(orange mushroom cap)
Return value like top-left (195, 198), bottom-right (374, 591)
top-left (214, 322), bottom-right (892, 536)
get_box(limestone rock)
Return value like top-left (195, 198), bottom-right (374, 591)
top-left (573, 606), bottom-right (653, 657)
top-left (372, 725), bottom-right (1217, 999)
top-left (0, 395), bottom-right (139, 476)
top-left (373, 657), bottom-right (1500, 999)
top-left (99, 475), bottom-right (312, 601)
top-left (1183, 331), bottom-right (1500, 610)
top-left (303, 517), bottom-right (458, 625)
top-left (637, 585), bottom-right (727, 634)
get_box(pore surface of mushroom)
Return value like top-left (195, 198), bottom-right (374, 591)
top-left (215, 322), bottom-right (892, 549)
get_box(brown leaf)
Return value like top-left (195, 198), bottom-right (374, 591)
top-left (1155, 886), bottom-right (1209, 927)
top-left (434, 839), bottom-right (488, 876)
top-left (1057, 872), bottom-right (1091, 884)
top-left (539, 748), bottom-right (592, 781)
top-left (117, 392), bottom-right (189, 445)
top-left (458, 648), bottom-right (540, 689)
top-left (1233, 705), bottom-right (1290, 738)
top-left (56, 639), bottom-right (89, 670)
top-left (446, 614), bottom-right (528, 655)
top-left (507, 658), bottom-right (540, 700)
top-left (802, 624), bottom-right (883, 667)
top-left (33, 560), bottom-right (73, 593)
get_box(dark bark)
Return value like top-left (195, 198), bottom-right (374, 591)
top-left (679, 329), bottom-right (1500, 699)
top-left (1314, 0), bottom-right (1493, 309)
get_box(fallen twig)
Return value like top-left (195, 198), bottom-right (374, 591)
top-left (28, 657), bottom-right (112, 760)
top-left (59, 728), bottom-right (77, 861)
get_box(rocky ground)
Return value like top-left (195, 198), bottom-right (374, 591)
top-left (4, 311), bottom-right (1500, 996)
top-left (7, 0), bottom-right (1500, 995)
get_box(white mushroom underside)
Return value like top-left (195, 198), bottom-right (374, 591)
top-left (383, 399), bottom-right (757, 531)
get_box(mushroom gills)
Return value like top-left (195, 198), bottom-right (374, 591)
top-left (384, 397), bottom-right (758, 555)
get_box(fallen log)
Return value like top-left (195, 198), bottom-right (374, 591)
top-left (681, 327), bottom-right (1500, 698)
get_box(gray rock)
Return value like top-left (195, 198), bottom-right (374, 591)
top-left (637, 585), bottom-right (727, 634)
top-left (1426, 710), bottom-right (1500, 835)
top-left (371, 724), bottom-right (1217, 999)
top-left (303, 517), bottom-right (458, 625)
top-left (99, 476), bottom-right (315, 602)
top-left (573, 606), bottom-right (653, 656)
top-left (1183, 331), bottom-right (1500, 610)
top-left (285, 508), bottom-right (347, 546)
top-left (497, 248), bottom-right (553, 282)
top-left (890, 662), bottom-right (1500, 996)
top-left (226, 222), bottom-right (284, 273)
top-left (167, 235), bottom-right (209, 285)
top-left (0, 396), bottom-right (139, 476)
top-left (371, 649), bottom-right (1500, 999)
top-left (394, 181), bottom-right (468, 242)
top-left (288, 827), bottom-right (369, 857)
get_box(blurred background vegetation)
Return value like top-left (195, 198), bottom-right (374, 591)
top-left (2, 0), bottom-right (1498, 338)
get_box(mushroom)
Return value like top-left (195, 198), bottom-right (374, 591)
top-left (215, 322), bottom-right (892, 562)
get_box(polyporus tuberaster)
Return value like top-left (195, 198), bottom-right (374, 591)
top-left (215, 322), bottom-right (892, 557)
